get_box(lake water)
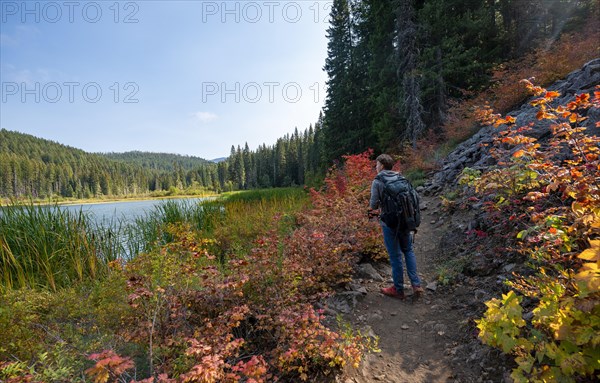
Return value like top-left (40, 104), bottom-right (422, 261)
top-left (0, 197), bottom-right (212, 260)
top-left (59, 197), bottom-right (208, 226)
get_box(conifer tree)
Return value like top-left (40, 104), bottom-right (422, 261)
top-left (396, 0), bottom-right (425, 148)
top-left (323, 0), bottom-right (353, 162)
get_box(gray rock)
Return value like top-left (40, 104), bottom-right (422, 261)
top-left (347, 281), bottom-right (368, 295)
top-left (362, 325), bottom-right (378, 340)
top-left (426, 281), bottom-right (438, 291)
top-left (356, 263), bottom-right (384, 282)
top-left (326, 291), bottom-right (364, 314)
top-left (433, 323), bottom-right (447, 334)
top-left (474, 289), bottom-right (489, 301)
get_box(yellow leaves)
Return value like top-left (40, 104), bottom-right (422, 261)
top-left (502, 135), bottom-right (537, 146)
top-left (494, 115), bottom-right (517, 126)
top-left (575, 240), bottom-right (600, 297)
top-left (521, 78), bottom-right (545, 96)
top-left (537, 110), bottom-right (557, 120)
top-left (577, 240), bottom-right (600, 266)
top-left (477, 291), bottom-right (526, 354)
top-left (569, 113), bottom-right (578, 124)
top-left (472, 80), bottom-right (600, 380)
top-left (86, 365), bottom-right (109, 383)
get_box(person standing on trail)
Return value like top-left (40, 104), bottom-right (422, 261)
top-left (368, 154), bottom-right (424, 299)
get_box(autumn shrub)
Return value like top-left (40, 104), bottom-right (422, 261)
top-left (467, 82), bottom-right (600, 381)
top-left (81, 213), bottom-right (375, 382)
top-left (1, 167), bottom-right (378, 382)
top-left (97, 159), bottom-right (379, 382)
top-left (298, 150), bottom-right (385, 264)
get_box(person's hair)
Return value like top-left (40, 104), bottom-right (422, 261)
top-left (376, 154), bottom-right (395, 170)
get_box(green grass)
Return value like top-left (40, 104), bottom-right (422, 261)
top-left (0, 203), bottom-right (118, 291)
top-left (198, 187), bottom-right (310, 256)
top-left (0, 188), bottom-right (310, 291)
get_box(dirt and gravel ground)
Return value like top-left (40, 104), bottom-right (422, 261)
top-left (337, 195), bottom-right (514, 383)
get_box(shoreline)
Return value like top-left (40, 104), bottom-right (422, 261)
top-left (1, 193), bottom-right (220, 207)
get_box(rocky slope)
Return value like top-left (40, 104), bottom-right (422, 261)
top-left (425, 58), bottom-right (600, 196)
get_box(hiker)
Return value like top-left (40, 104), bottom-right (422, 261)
top-left (368, 154), bottom-right (424, 299)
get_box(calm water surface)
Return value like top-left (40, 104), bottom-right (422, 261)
top-left (59, 197), bottom-right (207, 226)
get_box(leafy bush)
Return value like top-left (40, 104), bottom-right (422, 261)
top-left (470, 82), bottom-right (600, 381)
top-left (1, 163), bottom-right (381, 382)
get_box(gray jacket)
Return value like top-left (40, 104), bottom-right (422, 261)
top-left (369, 170), bottom-right (399, 210)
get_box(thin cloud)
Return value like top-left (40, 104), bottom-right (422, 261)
top-left (3, 66), bottom-right (76, 86)
top-left (0, 33), bottom-right (18, 47)
top-left (10, 69), bottom-right (34, 85)
top-left (0, 25), bottom-right (40, 47)
top-left (193, 111), bottom-right (218, 123)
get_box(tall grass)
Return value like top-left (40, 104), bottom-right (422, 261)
top-left (126, 188), bottom-right (310, 256)
top-left (127, 199), bottom-right (212, 253)
top-left (0, 189), bottom-right (310, 291)
top-left (0, 204), bottom-right (119, 291)
top-left (207, 188), bottom-right (310, 255)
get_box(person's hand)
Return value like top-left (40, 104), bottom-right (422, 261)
top-left (367, 209), bottom-right (379, 220)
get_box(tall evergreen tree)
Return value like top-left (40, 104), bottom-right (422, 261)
top-left (396, 0), bottom-right (425, 148)
top-left (323, 0), bottom-right (353, 162)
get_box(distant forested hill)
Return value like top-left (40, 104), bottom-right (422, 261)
top-left (0, 129), bottom-right (218, 199)
top-left (101, 151), bottom-right (212, 172)
top-left (0, 125), bottom-right (326, 199)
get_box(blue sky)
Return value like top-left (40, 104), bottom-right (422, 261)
top-left (0, 1), bottom-right (330, 160)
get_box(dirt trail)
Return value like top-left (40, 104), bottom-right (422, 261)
top-left (340, 195), bottom-right (479, 383)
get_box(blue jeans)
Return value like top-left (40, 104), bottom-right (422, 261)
top-left (382, 225), bottom-right (421, 291)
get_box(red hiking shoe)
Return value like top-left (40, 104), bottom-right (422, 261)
top-left (381, 285), bottom-right (405, 299)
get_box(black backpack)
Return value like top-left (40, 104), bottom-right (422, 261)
top-left (376, 174), bottom-right (421, 232)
